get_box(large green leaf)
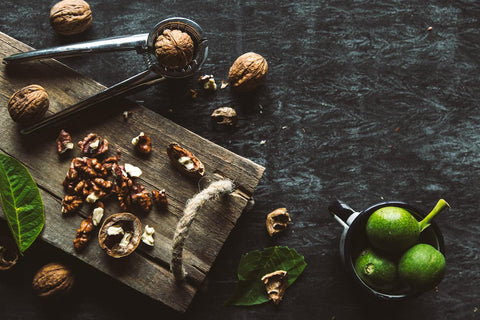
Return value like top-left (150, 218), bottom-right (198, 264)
top-left (0, 153), bottom-right (44, 254)
top-left (227, 246), bottom-right (307, 306)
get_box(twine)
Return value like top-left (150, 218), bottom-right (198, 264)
top-left (171, 179), bottom-right (235, 281)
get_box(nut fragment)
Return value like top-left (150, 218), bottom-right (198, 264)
top-left (154, 29), bottom-right (194, 69)
top-left (141, 225), bottom-right (155, 246)
top-left (92, 202), bottom-right (104, 226)
top-left (32, 262), bottom-right (75, 298)
top-left (261, 270), bottom-right (288, 305)
top-left (266, 208), bottom-right (291, 236)
top-left (98, 213), bottom-right (142, 258)
top-left (131, 132), bottom-right (151, 156)
top-left (0, 236), bottom-right (19, 271)
top-left (50, 0), bottom-right (92, 36)
top-left (62, 195), bottom-right (83, 214)
top-left (7, 85), bottom-right (49, 123)
top-left (211, 107), bottom-right (238, 126)
top-left (151, 189), bottom-right (168, 208)
top-left (124, 163), bottom-right (142, 178)
top-left (56, 129), bottom-right (74, 154)
top-left (198, 75), bottom-right (217, 91)
top-left (73, 215), bottom-right (94, 251)
top-left (78, 133), bottom-right (109, 157)
top-left (167, 143), bottom-right (205, 179)
top-left (228, 52), bottom-right (268, 92)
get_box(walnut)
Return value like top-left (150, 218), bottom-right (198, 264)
top-left (73, 215), bottom-right (94, 251)
top-left (78, 133), bottom-right (109, 157)
top-left (50, 0), bottom-right (92, 36)
top-left (167, 142), bottom-right (205, 179)
top-left (130, 183), bottom-right (152, 212)
top-left (62, 195), bottom-right (83, 214)
top-left (211, 107), bottom-right (237, 126)
top-left (98, 213), bottom-right (142, 258)
top-left (0, 236), bottom-right (19, 271)
top-left (154, 29), bottom-right (194, 69)
top-left (151, 189), bottom-right (168, 208)
top-left (7, 85), bottom-right (49, 123)
top-left (266, 208), bottom-right (291, 236)
top-left (131, 132), bottom-right (151, 156)
top-left (261, 270), bottom-right (288, 305)
top-left (56, 129), bottom-right (74, 154)
top-left (228, 52), bottom-right (268, 92)
top-left (32, 263), bottom-right (75, 298)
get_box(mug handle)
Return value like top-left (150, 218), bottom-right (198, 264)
top-left (328, 200), bottom-right (358, 229)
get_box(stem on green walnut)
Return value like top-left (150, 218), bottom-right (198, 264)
top-left (419, 199), bottom-right (450, 232)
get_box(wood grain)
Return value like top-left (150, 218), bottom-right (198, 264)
top-left (0, 32), bottom-right (264, 312)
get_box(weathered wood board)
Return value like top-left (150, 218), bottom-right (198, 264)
top-left (0, 32), bottom-right (264, 312)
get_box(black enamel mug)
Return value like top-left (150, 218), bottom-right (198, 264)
top-left (328, 200), bottom-right (445, 300)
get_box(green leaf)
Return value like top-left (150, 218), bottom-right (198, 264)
top-left (226, 246), bottom-right (307, 306)
top-left (0, 153), bottom-right (44, 254)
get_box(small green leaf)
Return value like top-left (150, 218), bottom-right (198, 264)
top-left (0, 153), bottom-right (44, 254)
top-left (227, 246), bottom-right (307, 306)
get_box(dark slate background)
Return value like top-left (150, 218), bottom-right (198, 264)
top-left (1, 0), bottom-right (479, 319)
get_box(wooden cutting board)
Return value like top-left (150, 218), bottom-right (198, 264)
top-left (0, 32), bottom-right (264, 312)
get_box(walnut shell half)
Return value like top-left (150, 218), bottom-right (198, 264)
top-left (98, 213), bottom-right (142, 258)
top-left (0, 236), bottom-right (19, 271)
top-left (7, 85), bottom-right (49, 124)
top-left (32, 262), bottom-right (75, 298)
top-left (261, 270), bottom-right (288, 305)
top-left (50, 0), bottom-right (92, 36)
top-left (266, 208), bottom-right (291, 236)
top-left (167, 142), bottom-right (205, 179)
top-left (228, 52), bottom-right (268, 92)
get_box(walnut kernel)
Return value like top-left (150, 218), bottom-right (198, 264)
top-left (50, 0), bottom-right (92, 36)
top-left (7, 85), bottom-right (49, 123)
top-left (228, 52), bottom-right (268, 92)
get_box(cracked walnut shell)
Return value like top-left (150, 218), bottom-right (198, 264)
top-left (50, 0), bottom-right (92, 36)
top-left (154, 29), bottom-right (194, 69)
top-left (7, 85), bottom-right (49, 124)
top-left (266, 208), bottom-right (291, 236)
top-left (98, 213), bottom-right (142, 258)
top-left (228, 52), bottom-right (268, 92)
top-left (32, 262), bottom-right (75, 298)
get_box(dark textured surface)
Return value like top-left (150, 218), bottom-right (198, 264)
top-left (1, 0), bottom-right (479, 319)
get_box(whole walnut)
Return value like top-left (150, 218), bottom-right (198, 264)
top-left (228, 52), bottom-right (268, 92)
top-left (154, 29), bottom-right (194, 69)
top-left (7, 85), bottom-right (49, 123)
top-left (32, 262), bottom-right (75, 298)
top-left (50, 0), bottom-right (92, 36)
